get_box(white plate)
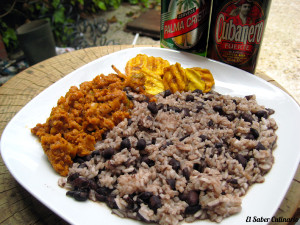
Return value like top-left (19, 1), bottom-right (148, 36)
top-left (1, 47), bottom-right (300, 225)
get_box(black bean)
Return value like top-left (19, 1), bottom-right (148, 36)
top-left (234, 135), bottom-right (241, 140)
top-left (227, 178), bottom-right (238, 184)
top-left (179, 134), bottom-right (190, 142)
top-left (141, 156), bottom-right (155, 167)
top-left (173, 106), bottom-right (182, 113)
top-left (101, 132), bottom-right (107, 140)
top-left (146, 115), bottom-right (153, 121)
top-left (256, 142), bottom-right (266, 150)
top-left (196, 105), bottom-right (203, 113)
top-left (185, 205), bottom-right (201, 214)
top-left (147, 102), bottom-right (158, 114)
top-left (149, 195), bottom-right (162, 211)
top-left (169, 158), bottom-right (180, 171)
top-left (204, 96), bottom-right (213, 101)
top-left (183, 108), bottom-right (190, 117)
top-left (245, 133), bottom-right (255, 140)
top-left (102, 147), bottom-right (115, 159)
top-left (166, 140), bottom-right (174, 146)
top-left (245, 95), bottom-right (254, 100)
top-left (138, 192), bottom-right (153, 203)
top-left (250, 128), bottom-right (259, 139)
top-left (226, 113), bottom-right (235, 121)
top-left (236, 154), bottom-right (247, 168)
top-left (82, 154), bottom-right (92, 161)
top-left (127, 94), bottom-right (134, 100)
top-left (67, 172), bottom-right (80, 184)
top-left (96, 187), bottom-right (112, 196)
top-left (73, 157), bottom-right (85, 164)
top-left (241, 113), bottom-right (253, 123)
top-left (163, 89), bottom-right (172, 98)
top-left (193, 162), bottom-right (205, 173)
top-left (151, 137), bottom-right (156, 144)
top-left (95, 192), bottom-right (106, 202)
top-left (266, 108), bottom-right (275, 115)
top-left (66, 190), bottom-right (88, 201)
top-left (255, 110), bottom-right (268, 119)
top-left (127, 118), bottom-right (133, 126)
top-left (72, 177), bottom-right (90, 190)
top-left (182, 167), bottom-right (190, 180)
top-left (106, 196), bottom-right (118, 209)
top-left (179, 192), bottom-right (188, 201)
top-left (166, 179), bottom-right (176, 190)
top-left (157, 103), bottom-right (164, 111)
top-left (120, 137), bottom-right (131, 150)
top-left (125, 196), bottom-right (135, 209)
top-left (233, 99), bottom-right (238, 105)
top-left (186, 94), bottom-right (194, 102)
top-left (215, 142), bottom-right (223, 148)
top-left (199, 135), bottom-right (208, 141)
top-left (213, 105), bottom-right (224, 114)
top-left (192, 89), bottom-right (203, 94)
top-left (91, 150), bottom-right (101, 157)
top-left (136, 138), bottom-right (146, 150)
top-left (186, 190), bottom-right (199, 206)
top-left (89, 179), bottom-right (98, 190)
top-left (208, 119), bottom-right (214, 127)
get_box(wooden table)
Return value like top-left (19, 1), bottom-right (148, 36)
top-left (0, 45), bottom-right (299, 224)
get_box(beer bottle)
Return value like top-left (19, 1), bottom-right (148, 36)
top-left (160, 0), bottom-right (212, 56)
top-left (207, 0), bottom-right (271, 73)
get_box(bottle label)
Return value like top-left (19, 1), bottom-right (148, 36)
top-left (161, 0), bottom-right (210, 55)
top-left (213, 0), bottom-right (265, 65)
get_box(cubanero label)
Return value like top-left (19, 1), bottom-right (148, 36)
top-left (214, 1), bottom-right (265, 65)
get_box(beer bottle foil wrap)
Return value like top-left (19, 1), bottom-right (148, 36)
top-left (160, 0), bottom-right (212, 56)
top-left (207, 0), bottom-right (271, 74)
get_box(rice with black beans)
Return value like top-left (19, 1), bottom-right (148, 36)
top-left (58, 90), bottom-right (278, 225)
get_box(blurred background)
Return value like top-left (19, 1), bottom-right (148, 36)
top-left (0, 0), bottom-right (160, 84)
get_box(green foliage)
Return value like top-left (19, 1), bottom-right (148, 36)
top-left (0, 21), bottom-right (17, 51)
top-left (0, 0), bottom-right (158, 52)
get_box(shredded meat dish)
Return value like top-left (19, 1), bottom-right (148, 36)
top-left (31, 71), bottom-right (152, 176)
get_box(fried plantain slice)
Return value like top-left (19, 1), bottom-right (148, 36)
top-left (185, 68), bottom-right (206, 92)
top-left (125, 54), bottom-right (169, 95)
top-left (125, 54), bottom-right (170, 77)
top-left (162, 63), bottom-right (187, 93)
top-left (190, 67), bottom-right (215, 92)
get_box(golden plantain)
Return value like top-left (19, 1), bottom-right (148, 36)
top-left (125, 54), bottom-right (169, 95)
top-left (190, 67), bottom-right (215, 92)
top-left (162, 63), bottom-right (187, 93)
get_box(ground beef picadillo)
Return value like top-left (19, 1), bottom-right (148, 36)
top-left (59, 89), bottom-right (277, 225)
top-left (31, 72), bottom-right (154, 176)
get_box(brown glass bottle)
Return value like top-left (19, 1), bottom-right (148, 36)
top-left (207, 0), bottom-right (271, 73)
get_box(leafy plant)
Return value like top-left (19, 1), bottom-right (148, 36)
top-left (0, 0), bottom-right (158, 53)
top-left (0, 20), bottom-right (17, 51)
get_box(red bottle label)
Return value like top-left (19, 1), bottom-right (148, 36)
top-left (207, 0), bottom-right (271, 73)
top-left (214, 1), bottom-right (264, 65)
top-left (163, 7), bottom-right (208, 39)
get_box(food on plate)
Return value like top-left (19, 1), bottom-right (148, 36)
top-left (31, 72), bottom-right (154, 176)
top-left (125, 54), bottom-right (215, 95)
top-left (186, 67), bottom-right (215, 93)
top-left (32, 54), bottom-right (277, 225)
top-left (59, 90), bottom-right (277, 225)
top-left (162, 63), bottom-right (187, 93)
top-left (125, 54), bottom-right (169, 95)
